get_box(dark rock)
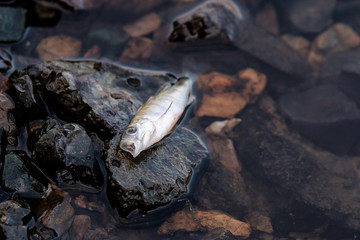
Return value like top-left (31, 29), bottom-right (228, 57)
top-left (0, 93), bottom-right (18, 145)
top-left (0, 127), bottom-right (4, 157)
top-left (33, 118), bottom-right (102, 187)
top-left (0, 49), bottom-right (12, 72)
top-left (0, 152), bottom-right (47, 197)
top-left (0, 224), bottom-right (28, 240)
top-left (0, 7), bottom-right (26, 42)
top-left (169, 0), bottom-right (243, 42)
top-left (275, 0), bottom-right (336, 33)
top-left (106, 127), bottom-right (208, 220)
top-left (68, 215), bottom-right (91, 240)
top-left (278, 85), bottom-right (360, 155)
top-left (234, 96), bottom-right (360, 230)
top-left (0, 200), bottom-right (31, 225)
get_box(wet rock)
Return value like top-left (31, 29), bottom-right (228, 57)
top-left (36, 34), bottom-right (82, 60)
top-left (278, 85), bottom-right (360, 155)
top-left (83, 45), bottom-right (101, 59)
top-left (0, 200), bottom-right (31, 226)
top-left (0, 73), bottom-right (8, 92)
top-left (0, 224), bottom-right (28, 240)
top-left (83, 228), bottom-right (108, 240)
top-left (58, 0), bottom-right (105, 10)
top-left (158, 206), bottom-right (251, 238)
top-left (108, 0), bottom-right (167, 15)
top-left (0, 128), bottom-right (4, 157)
top-left (33, 119), bottom-right (102, 187)
top-left (255, 3), bottom-right (279, 35)
top-left (169, 0), bottom-right (242, 42)
top-left (0, 7), bottom-right (26, 42)
top-left (308, 23), bottom-right (360, 69)
top-left (245, 211), bottom-right (273, 234)
top-left (281, 34), bottom-right (310, 58)
top-left (195, 69), bottom-right (266, 118)
top-left (1, 152), bottom-right (47, 197)
top-left (106, 127), bottom-right (208, 218)
top-left (276, 0), bottom-right (335, 33)
top-left (0, 93), bottom-right (18, 145)
top-left (234, 96), bottom-right (360, 230)
top-left (0, 49), bottom-right (12, 73)
top-left (123, 13), bottom-right (162, 38)
top-left (120, 37), bottom-right (153, 60)
top-left (69, 215), bottom-right (91, 240)
top-left (205, 118), bottom-right (241, 137)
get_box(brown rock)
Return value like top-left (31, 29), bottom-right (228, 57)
top-left (245, 211), bottom-right (273, 234)
top-left (195, 69), bottom-right (266, 118)
top-left (0, 73), bottom-right (8, 93)
top-left (123, 13), bottom-right (162, 38)
top-left (74, 195), bottom-right (88, 209)
top-left (36, 34), bottom-right (82, 61)
top-left (69, 215), bottom-right (91, 240)
top-left (121, 37), bottom-right (153, 60)
top-left (83, 228), bottom-right (108, 240)
top-left (158, 208), bottom-right (251, 238)
top-left (0, 93), bottom-right (18, 145)
top-left (83, 45), bottom-right (101, 59)
top-left (281, 34), bottom-right (310, 58)
top-left (255, 3), bottom-right (279, 35)
top-left (308, 23), bottom-right (360, 69)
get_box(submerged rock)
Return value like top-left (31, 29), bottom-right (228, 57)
top-left (0, 7), bottom-right (26, 42)
top-left (0, 93), bottom-right (18, 145)
top-left (0, 49), bottom-right (12, 73)
top-left (0, 200), bottom-right (31, 226)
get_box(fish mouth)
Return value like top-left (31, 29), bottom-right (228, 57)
top-left (120, 141), bottom-right (138, 158)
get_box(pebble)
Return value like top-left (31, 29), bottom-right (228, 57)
top-left (121, 37), bottom-right (153, 60)
top-left (255, 3), bottom-right (279, 35)
top-left (123, 13), bottom-right (162, 38)
top-left (83, 45), bottom-right (101, 59)
top-left (281, 34), bottom-right (310, 58)
top-left (0, 7), bottom-right (26, 42)
top-left (69, 215), bottom-right (91, 240)
top-left (205, 118), bottom-right (242, 137)
top-left (0, 73), bottom-right (8, 92)
top-left (0, 48), bottom-right (12, 72)
top-left (245, 211), bottom-right (273, 234)
top-left (36, 34), bottom-right (82, 60)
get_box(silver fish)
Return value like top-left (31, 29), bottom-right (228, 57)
top-left (120, 77), bottom-right (194, 157)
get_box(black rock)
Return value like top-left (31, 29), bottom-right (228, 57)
top-left (234, 96), bottom-right (360, 230)
top-left (106, 127), bottom-right (208, 220)
top-left (33, 119), bottom-right (102, 187)
top-left (0, 127), bottom-right (4, 158)
top-left (278, 85), bottom-right (360, 155)
top-left (0, 224), bottom-right (28, 240)
top-left (275, 0), bottom-right (336, 33)
top-left (0, 152), bottom-right (47, 197)
top-left (0, 93), bottom-right (18, 145)
top-left (0, 49), bottom-right (12, 73)
top-left (0, 200), bottom-right (31, 226)
top-left (0, 7), bottom-right (26, 42)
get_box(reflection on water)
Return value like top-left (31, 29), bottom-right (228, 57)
top-left (0, 0), bottom-right (360, 239)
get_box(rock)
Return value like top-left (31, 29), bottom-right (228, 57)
top-left (33, 119), bottom-right (102, 187)
top-left (195, 69), bottom-right (266, 118)
top-left (0, 200), bottom-right (31, 226)
top-left (57, 0), bottom-right (106, 10)
top-left (205, 118), bottom-right (241, 137)
top-left (120, 37), bottom-right (153, 60)
top-left (108, 0), bottom-right (167, 15)
top-left (83, 45), bottom-right (101, 59)
top-left (278, 85), bottom-right (360, 155)
top-left (0, 73), bottom-right (8, 92)
top-left (255, 3), bottom-right (279, 35)
top-left (275, 0), bottom-right (335, 33)
top-left (83, 228), bottom-right (108, 240)
top-left (36, 34), bottom-right (82, 60)
top-left (158, 206), bottom-right (251, 238)
top-left (308, 23), bottom-right (360, 69)
top-left (68, 215), bottom-right (91, 240)
top-left (169, 0), bottom-right (242, 42)
top-left (234, 96), bottom-right (360, 230)
top-left (0, 7), bottom-right (26, 42)
top-left (106, 127), bottom-right (208, 219)
top-left (1, 152), bottom-right (47, 197)
top-left (0, 127), bottom-right (4, 157)
top-left (0, 93), bottom-right (18, 145)
top-left (123, 13), bottom-right (162, 38)
top-left (0, 224), bottom-right (28, 240)
top-left (281, 34), bottom-right (310, 58)
top-left (0, 49), bottom-right (12, 72)
top-left (245, 211), bottom-right (273, 234)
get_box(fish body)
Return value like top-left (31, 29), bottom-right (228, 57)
top-left (120, 77), bottom-right (194, 157)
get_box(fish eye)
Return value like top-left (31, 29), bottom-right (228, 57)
top-left (126, 126), bottom-right (137, 135)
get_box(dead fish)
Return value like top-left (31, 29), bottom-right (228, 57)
top-left (120, 77), bottom-right (194, 158)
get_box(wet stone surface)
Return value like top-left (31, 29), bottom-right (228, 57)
top-left (0, 49), bottom-right (12, 73)
top-left (0, 7), bottom-right (27, 43)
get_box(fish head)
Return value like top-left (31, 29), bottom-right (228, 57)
top-left (120, 121), bottom-right (155, 158)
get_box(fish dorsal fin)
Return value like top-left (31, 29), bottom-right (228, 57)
top-left (157, 100), bottom-right (173, 120)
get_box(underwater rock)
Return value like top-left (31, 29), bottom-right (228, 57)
top-left (83, 45), bottom-right (101, 59)
top-left (0, 200), bottom-right (31, 226)
top-left (281, 34), bottom-right (310, 58)
top-left (33, 119), bottom-right (102, 187)
top-left (123, 13), bottom-right (162, 38)
top-left (0, 49), bottom-right (12, 73)
top-left (120, 37), bottom-right (154, 60)
top-left (245, 211), bottom-right (273, 234)
top-left (108, 0), bottom-right (167, 15)
top-left (169, 0), bottom-right (242, 42)
top-left (234, 96), bottom-right (360, 230)
top-left (0, 93), bottom-right (18, 145)
top-left (106, 127), bottom-right (208, 219)
top-left (0, 7), bottom-right (26, 42)
top-left (0, 73), bottom-right (8, 92)
top-left (278, 85), bottom-right (360, 155)
top-left (1, 152), bottom-right (47, 197)
top-left (68, 215), bottom-right (91, 240)
top-left (255, 3), bottom-right (279, 35)
top-left (0, 128), bottom-right (4, 157)
top-left (0, 224), bottom-right (28, 240)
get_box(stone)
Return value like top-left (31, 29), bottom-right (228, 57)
top-left (83, 45), bottom-right (101, 59)
top-left (195, 69), bottom-right (266, 118)
top-left (0, 200), bottom-right (31, 226)
top-left (123, 13), bottom-right (162, 38)
top-left (1, 152), bottom-right (47, 197)
top-left (68, 215), bottom-right (91, 240)
top-left (169, 0), bottom-right (242, 42)
top-left (0, 224), bottom-right (28, 240)
top-left (0, 127), bottom-right (4, 156)
top-left (83, 228), bottom-right (108, 240)
top-left (308, 23), bottom-right (360, 69)
top-left (281, 34), bottom-right (310, 58)
top-left (0, 73), bottom-right (8, 92)
top-left (121, 37), bottom-right (153, 60)
top-left (58, 0), bottom-right (105, 10)
top-left (36, 34), bottom-right (82, 60)
top-left (278, 85), bottom-right (360, 155)
top-left (108, 0), bottom-right (167, 15)
top-left (234, 96), bottom-right (360, 230)
top-left (0, 93), bottom-right (18, 145)
top-left (255, 3), bottom-right (279, 35)
top-left (33, 119), bottom-right (102, 187)
top-left (0, 49), bottom-right (12, 72)
top-left (158, 206), bottom-right (251, 238)
top-left (245, 211), bottom-right (273, 234)
top-left (205, 118), bottom-right (242, 137)
top-left (0, 7), bottom-right (26, 42)
top-left (106, 127), bottom-right (208, 219)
